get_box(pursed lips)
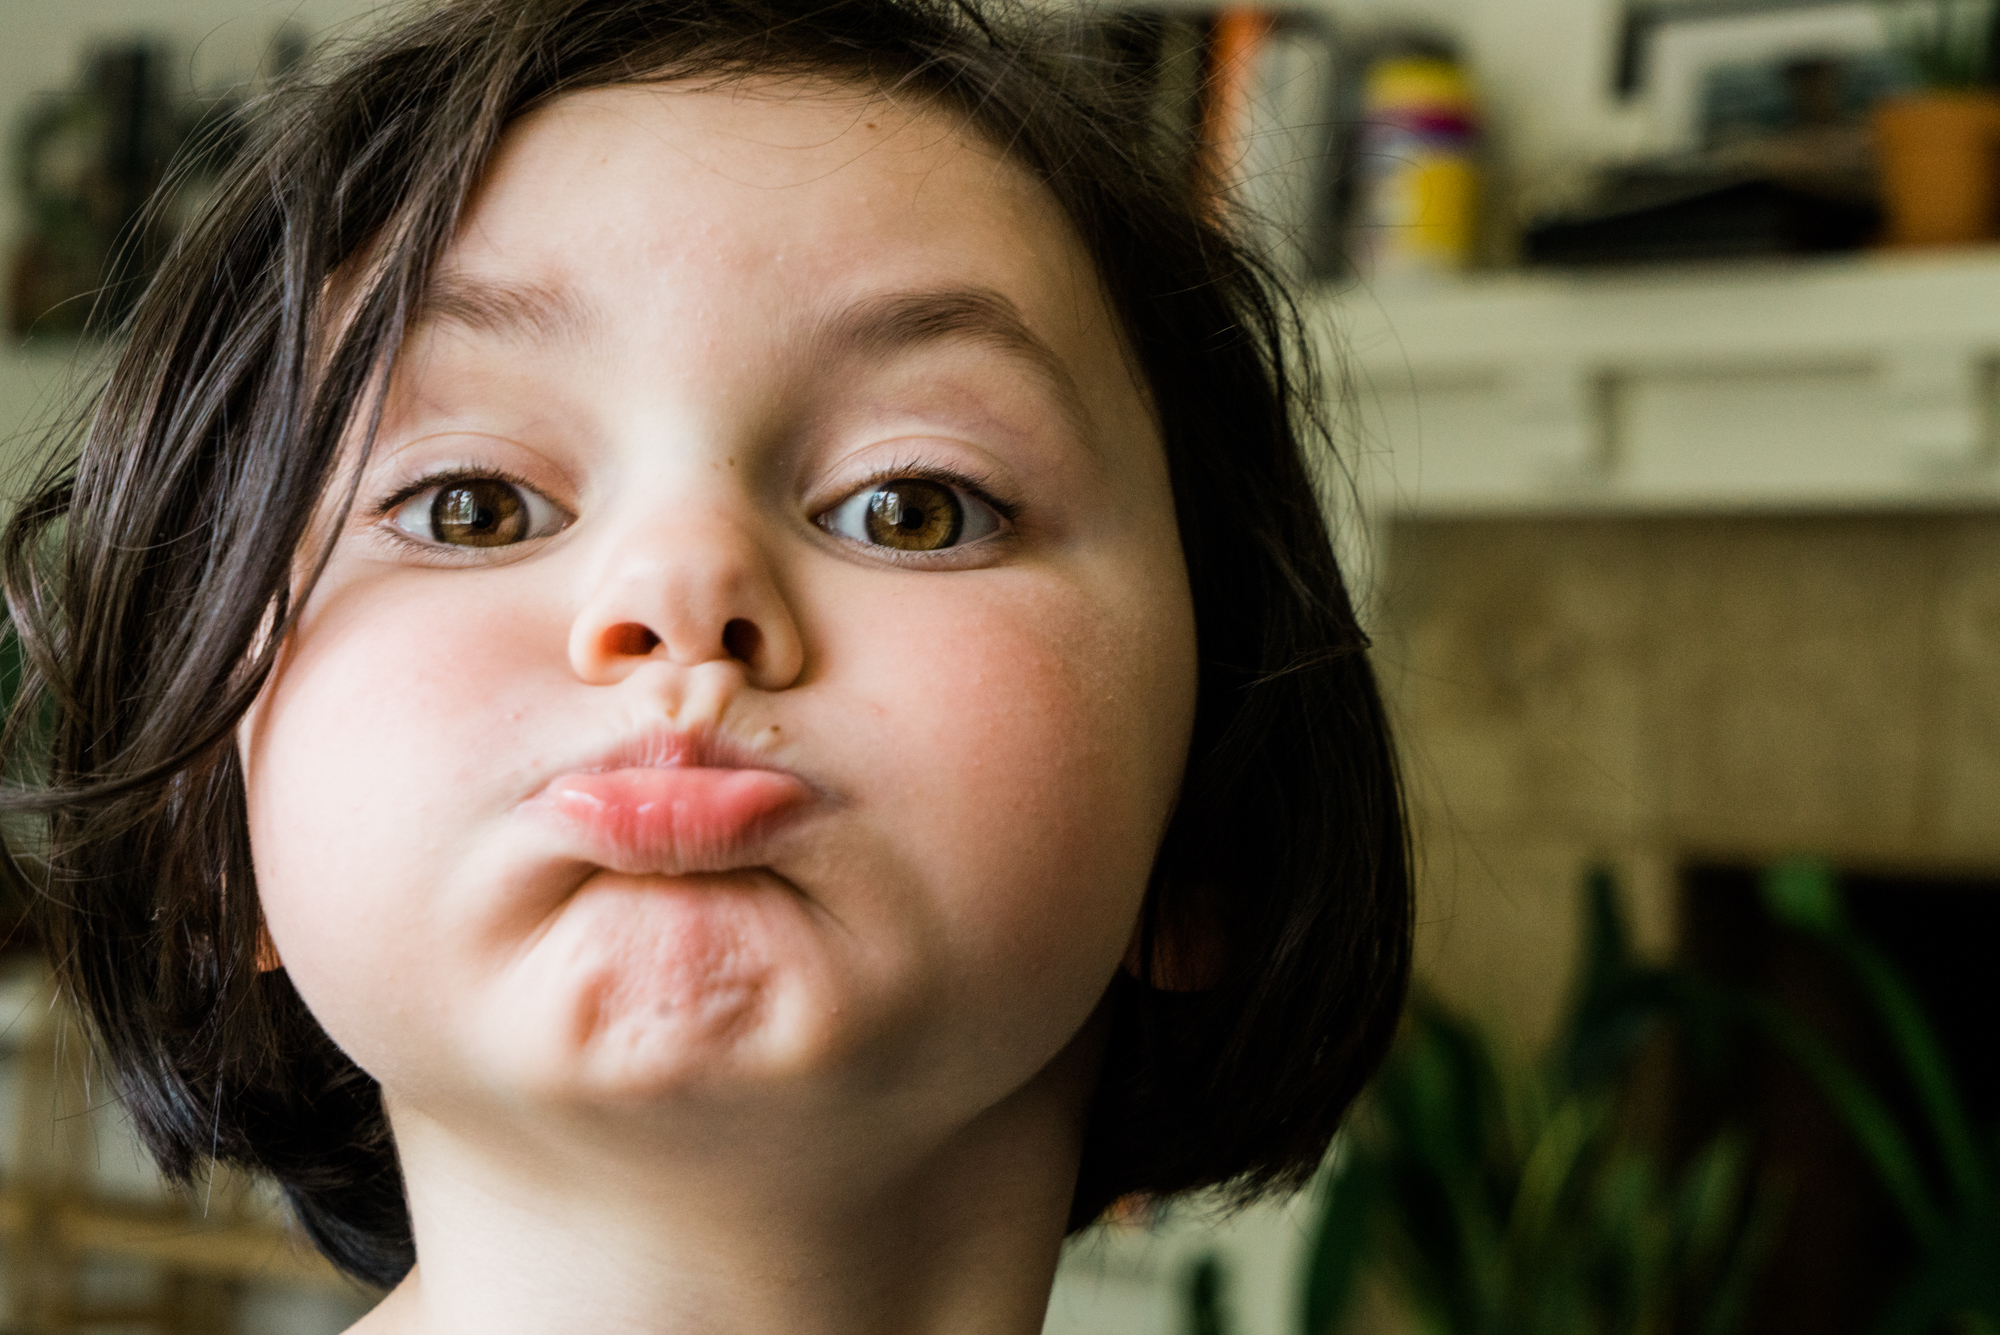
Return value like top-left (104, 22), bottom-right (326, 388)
top-left (522, 727), bottom-right (817, 876)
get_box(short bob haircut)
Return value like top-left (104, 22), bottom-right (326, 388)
top-left (0, 0), bottom-right (1410, 1292)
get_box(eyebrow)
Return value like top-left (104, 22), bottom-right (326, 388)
top-left (816, 287), bottom-right (1092, 436)
top-left (414, 274), bottom-right (1092, 433)
top-left (414, 270), bottom-right (601, 346)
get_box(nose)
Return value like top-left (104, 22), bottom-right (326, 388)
top-left (567, 509), bottom-right (805, 691)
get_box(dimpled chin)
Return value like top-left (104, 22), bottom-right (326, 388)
top-left (499, 872), bottom-right (818, 1099)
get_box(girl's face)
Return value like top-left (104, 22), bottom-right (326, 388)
top-left (242, 83), bottom-right (1196, 1154)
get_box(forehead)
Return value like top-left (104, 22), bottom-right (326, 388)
top-left (436, 81), bottom-right (1124, 381)
top-left (479, 78), bottom-right (1042, 233)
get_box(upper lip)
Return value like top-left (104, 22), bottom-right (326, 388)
top-left (531, 722), bottom-right (811, 789)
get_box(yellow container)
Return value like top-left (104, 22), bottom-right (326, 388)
top-left (1360, 56), bottom-right (1481, 276)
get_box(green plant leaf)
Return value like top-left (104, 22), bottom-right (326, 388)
top-left (1297, 870), bottom-right (1783, 1335)
top-left (1837, 938), bottom-right (1988, 1214)
top-left (1184, 1252), bottom-right (1234, 1335)
top-left (1560, 868), bottom-right (1679, 1093)
top-left (1763, 861), bottom-right (1987, 1215)
top-left (1506, 1095), bottom-right (1598, 1256)
top-left (1674, 1133), bottom-right (1748, 1270)
top-left (1869, 1196), bottom-right (2000, 1335)
top-left (1759, 858), bottom-right (1845, 934)
top-left (1300, 1149), bottom-right (1381, 1335)
top-left (1748, 995), bottom-right (1945, 1244)
top-left (1696, 1171), bottom-right (1788, 1335)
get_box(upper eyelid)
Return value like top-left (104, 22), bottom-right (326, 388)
top-left (364, 455), bottom-right (1018, 532)
top-left (368, 465), bottom-right (561, 519)
top-left (823, 457), bottom-right (1019, 523)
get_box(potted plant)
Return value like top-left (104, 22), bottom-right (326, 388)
top-left (1291, 872), bottom-right (1781, 1335)
top-left (1873, 0), bottom-right (2000, 246)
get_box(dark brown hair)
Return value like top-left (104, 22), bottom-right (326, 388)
top-left (0, 0), bottom-right (1410, 1290)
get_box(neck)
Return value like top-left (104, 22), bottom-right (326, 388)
top-left (352, 1044), bottom-right (1094, 1335)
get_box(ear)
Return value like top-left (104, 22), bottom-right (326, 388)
top-left (254, 922), bottom-right (283, 972)
top-left (1121, 887), bottom-right (1228, 992)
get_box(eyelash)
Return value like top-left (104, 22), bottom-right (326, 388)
top-left (367, 465), bottom-right (560, 556)
top-left (371, 465), bottom-right (549, 521)
top-left (363, 454), bottom-right (1021, 552)
top-left (843, 455), bottom-right (1020, 526)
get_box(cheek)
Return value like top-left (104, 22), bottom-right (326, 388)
top-left (249, 578), bottom-right (539, 809)
top-left (811, 554), bottom-right (1197, 997)
top-left (241, 571), bottom-right (562, 1001)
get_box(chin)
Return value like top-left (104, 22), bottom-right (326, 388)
top-left (478, 872), bottom-right (848, 1106)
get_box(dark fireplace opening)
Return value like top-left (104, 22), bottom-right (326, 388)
top-left (1678, 865), bottom-right (2000, 1335)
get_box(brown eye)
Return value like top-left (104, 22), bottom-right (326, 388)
top-left (866, 479), bottom-right (961, 551)
top-left (821, 476), bottom-right (1001, 553)
top-left (388, 475), bottom-right (569, 549)
top-left (432, 479), bottom-right (525, 546)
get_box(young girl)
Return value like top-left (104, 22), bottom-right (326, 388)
top-left (1, 1), bottom-right (1410, 1330)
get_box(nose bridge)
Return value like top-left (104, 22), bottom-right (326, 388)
top-left (568, 478), bottom-right (804, 690)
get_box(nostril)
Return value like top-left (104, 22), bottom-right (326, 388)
top-left (606, 623), bottom-right (661, 657)
top-left (721, 618), bottom-right (761, 665)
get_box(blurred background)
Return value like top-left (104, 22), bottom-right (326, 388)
top-left (5, 0), bottom-right (2000, 1332)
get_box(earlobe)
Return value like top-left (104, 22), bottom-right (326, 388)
top-left (220, 866), bottom-right (283, 972)
top-left (1121, 890), bottom-right (1228, 992)
top-left (255, 923), bottom-right (283, 973)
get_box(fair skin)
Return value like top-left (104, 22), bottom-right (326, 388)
top-left (240, 80), bottom-right (1197, 1335)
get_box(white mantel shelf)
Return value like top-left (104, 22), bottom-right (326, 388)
top-left (1317, 248), bottom-right (2000, 517)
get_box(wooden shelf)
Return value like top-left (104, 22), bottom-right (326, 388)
top-left (0, 959), bottom-right (368, 1332)
top-left (18, 1196), bottom-right (347, 1292)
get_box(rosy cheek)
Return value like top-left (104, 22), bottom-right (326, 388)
top-left (245, 572), bottom-right (555, 964)
top-left (815, 563), bottom-right (1192, 958)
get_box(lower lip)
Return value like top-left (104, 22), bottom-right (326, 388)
top-left (532, 767), bottom-right (813, 873)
